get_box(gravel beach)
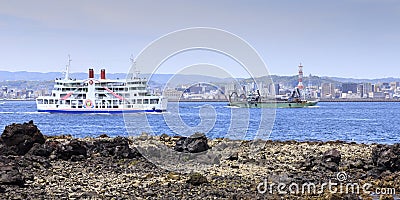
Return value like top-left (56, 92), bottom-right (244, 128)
top-left (0, 121), bottom-right (399, 199)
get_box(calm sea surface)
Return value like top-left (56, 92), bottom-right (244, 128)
top-left (0, 101), bottom-right (399, 144)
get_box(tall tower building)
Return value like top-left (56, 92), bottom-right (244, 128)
top-left (297, 63), bottom-right (304, 90)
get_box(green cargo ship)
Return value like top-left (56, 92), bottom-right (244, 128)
top-left (228, 99), bottom-right (319, 108)
top-left (228, 88), bottom-right (319, 108)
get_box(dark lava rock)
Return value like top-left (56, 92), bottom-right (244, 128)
top-left (300, 149), bottom-right (342, 172)
top-left (372, 144), bottom-right (400, 172)
top-left (323, 148), bottom-right (341, 165)
top-left (227, 152), bottom-right (239, 161)
top-left (1, 121), bottom-right (45, 155)
top-left (324, 161), bottom-right (339, 172)
top-left (88, 137), bottom-right (140, 159)
top-left (174, 133), bottom-right (209, 153)
top-left (160, 133), bottom-right (171, 142)
top-left (0, 162), bottom-right (25, 186)
top-left (98, 134), bottom-right (109, 138)
top-left (26, 142), bottom-right (54, 158)
top-left (174, 138), bottom-right (186, 152)
top-left (0, 144), bottom-right (17, 156)
top-left (186, 172), bottom-right (208, 186)
top-left (301, 155), bottom-right (318, 171)
top-left (322, 148), bottom-right (341, 172)
top-left (55, 139), bottom-right (88, 161)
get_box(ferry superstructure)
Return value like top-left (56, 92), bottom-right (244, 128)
top-left (36, 57), bottom-right (167, 113)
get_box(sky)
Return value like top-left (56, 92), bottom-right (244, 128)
top-left (0, 0), bottom-right (399, 79)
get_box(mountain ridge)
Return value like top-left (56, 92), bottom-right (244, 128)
top-left (0, 71), bottom-right (399, 85)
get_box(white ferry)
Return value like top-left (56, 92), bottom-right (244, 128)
top-left (36, 57), bottom-right (167, 113)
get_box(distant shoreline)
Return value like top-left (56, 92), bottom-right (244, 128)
top-left (168, 99), bottom-right (400, 103)
top-left (2, 99), bottom-right (400, 103)
top-left (319, 99), bottom-right (400, 102)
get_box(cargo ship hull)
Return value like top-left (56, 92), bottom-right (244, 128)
top-left (228, 100), bottom-right (318, 108)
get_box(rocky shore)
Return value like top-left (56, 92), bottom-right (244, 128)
top-left (0, 121), bottom-right (399, 199)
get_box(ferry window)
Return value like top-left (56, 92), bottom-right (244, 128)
top-left (44, 99), bottom-right (48, 104)
top-left (131, 99), bottom-right (136, 104)
top-left (137, 99), bottom-right (142, 104)
top-left (38, 99), bottom-right (43, 104)
top-left (55, 100), bottom-right (58, 104)
top-left (49, 99), bottom-right (54, 104)
top-left (150, 99), bottom-right (159, 104)
top-left (144, 99), bottom-right (149, 104)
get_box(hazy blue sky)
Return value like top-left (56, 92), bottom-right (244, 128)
top-left (0, 0), bottom-right (399, 78)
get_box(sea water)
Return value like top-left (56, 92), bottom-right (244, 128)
top-left (0, 101), bottom-right (399, 144)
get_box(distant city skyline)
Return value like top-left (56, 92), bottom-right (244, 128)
top-left (0, 0), bottom-right (399, 79)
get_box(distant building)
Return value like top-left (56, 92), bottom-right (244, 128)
top-left (268, 83), bottom-right (279, 96)
top-left (373, 84), bottom-right (380, 92)
top-left (224, 83), bottom-right (239, 97)
top-left (362, 83), bottom-right (372, 98)
top-left (188, 85), bottom-right (203, 94)
top-left (370, 92), bottom-right (386, 99)
top-left (341, 92), bottom-right (361, 99)
top-left (321, 83), bottom-right (335, 98)
top-left (390, 82), bottom-right (400, 91)
top-left (163, 89), bottom-right (183, 101)
top-left (382, 83), bottom-right (390, 90)
top-left (342, 83), bottom-right (357, 93)
top-left (357, 84), bottom-right (364, 97)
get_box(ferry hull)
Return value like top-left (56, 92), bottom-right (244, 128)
top-left (228, 100), bottom-right (318, 108)
top-left (37, 109), bottom-right (165, 114)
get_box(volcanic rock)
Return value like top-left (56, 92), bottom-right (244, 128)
top-left (226, 152), bottom-right (239, 161)
top-left (186, 172), bottom-right (208, 186)
top-left (322, 148), bottom-right (341, 172)
top-left (27, 143), bottom-right (54, 158)
top-left (0, 162), bottom-right (25, 186)
top-left (323, 148), bottom-right (341, 165)
top-left (88, 137), bottom-right (140, 159)
top-left (55, 139), bottom-right (88, 161)
top-left (1, 120), bottom-right (45, 155)
top-left (372, 144), bottom-right (400, 172)
top-left (174, 133), bottom-right (210, 153)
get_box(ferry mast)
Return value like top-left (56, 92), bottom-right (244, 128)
top-left (65, 55), bottom-right (71, 80)
top-left (130, 54), bottom-right (140, 79)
